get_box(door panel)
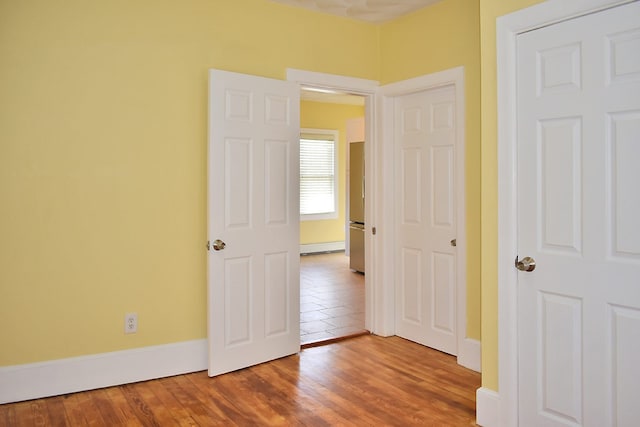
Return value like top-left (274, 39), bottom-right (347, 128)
top-left (395, 85), bottom-right (457, 355)
top-left (432, 145), bottom-right (454, 227)
top-left (539, 118), bottom-right (582, 253)
top-left (432, 252), bottom-right (454, 334)
top-left (539, 292), bottom-right (583, 424)
top-left (208, 69), bottom-right (300, 376)
top-left (225, 138), bottom-right (252, 228)
top-left (517, 3), bottom-right (640, 425)
top-left (265, 140), bottom-right (289, 225)
top-left (609, 111), bottom-right (640, 259)
top-left (225, 257), bottom-right (251, 346)
top-left (264, 251), bottom-right (289, 336)
top-left (401, 247), bottom-right (422, 324)
top-left (611, 305), bottom-right (640, 427)
top-left (401, 147), bottom-right (422, 224)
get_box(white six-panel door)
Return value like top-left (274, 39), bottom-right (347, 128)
top-left (516, 2), bottom-right (640, 425)
top-left (394, 85), bottom-right (458, 355)
top-left (207, 69), bottom-right (300, 376)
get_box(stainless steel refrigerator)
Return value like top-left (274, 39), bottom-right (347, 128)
top-left (349, 141), bottom-right (365, 273)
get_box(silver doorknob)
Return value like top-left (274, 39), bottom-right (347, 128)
top-left (212, 239), bottom-right (226, 251)
top-left (515, 256), bottom-right (536, 272)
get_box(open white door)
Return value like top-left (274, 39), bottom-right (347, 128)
top-left (207, 69), bottom-right (300, 376)
top-left (516, 3), bottom-right (640, 425)
top-left (393, 84), bottom-right (459, 356)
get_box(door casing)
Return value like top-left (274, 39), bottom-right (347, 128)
top-left (287, 67), bottom-right (472, 369)
top-left (287, 69), bottom-right (379, 332)
top-left (496, 1), bottom-right (635, 425)
top-left (379, 67), bottom-right (470, 368)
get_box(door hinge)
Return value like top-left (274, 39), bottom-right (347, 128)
top-left (372, 227), bottom-right (376, 235)
top-left (207, 240), bottom-right (210, 251)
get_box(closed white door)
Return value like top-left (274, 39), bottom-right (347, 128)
top-left (517, 2), bottom-right (640, 425)
top-left (394, 85), bottom-right (457, 355)
top-left (207, 69), bottom-right (300, 376)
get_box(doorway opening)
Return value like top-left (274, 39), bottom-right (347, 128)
top-left (298, 87), bottom-right (368, 346)
top-left (300, 251), bottom-right (366, 346)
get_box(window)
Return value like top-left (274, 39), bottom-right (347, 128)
top-left (299, 129), bottom-right (339, 220)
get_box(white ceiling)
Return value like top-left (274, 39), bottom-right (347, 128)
top-left (301, 89), bottom-right (365, 105)
top-left (268, 0), bottom-right (441, 23)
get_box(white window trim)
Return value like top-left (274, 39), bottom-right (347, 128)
top-left (300, 128), bottom-right (339, 221)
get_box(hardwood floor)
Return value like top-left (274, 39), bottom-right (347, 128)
top-left (0, 335), bottom-right (480, 426)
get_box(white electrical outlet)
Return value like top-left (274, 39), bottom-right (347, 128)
top-left (124, 313), bottom-right (138, 334)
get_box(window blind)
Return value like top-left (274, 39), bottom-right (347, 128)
top-left (300, 137), bottom-right (336, 216)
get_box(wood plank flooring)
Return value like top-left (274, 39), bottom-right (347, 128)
top-left (0, 335), bottom-right (480, 426)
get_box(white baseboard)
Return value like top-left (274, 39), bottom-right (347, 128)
top-left (0, 339), bottom-right (208, 404)
top-left (476, 387), bottom-right (500, 427)
top-left (300, 241), bottom-right (345, 254)
top-left (457, 338), bottom-right (481, 372)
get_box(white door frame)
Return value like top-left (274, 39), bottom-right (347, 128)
top-left (378, 66), bottom-right (471, 367)
top-left (287, 69), bottom-right (380, 333)
top-left (496, 1), bottom-right (633, 425)
top-left (288, 68), bottom-right (473, 369)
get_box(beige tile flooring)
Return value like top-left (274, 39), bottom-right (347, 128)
top-left (300, 251), bottom-right (366, 345)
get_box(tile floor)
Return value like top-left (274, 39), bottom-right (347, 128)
top-left (300, 251), bottom-right (366, 345)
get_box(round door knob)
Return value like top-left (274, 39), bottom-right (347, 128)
top-left (515, 256), bottom-right (536, 272)
top-left (212, 239), bottom-right (226, 251)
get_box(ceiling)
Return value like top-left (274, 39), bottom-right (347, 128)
top-left (268, 0), bottom-right (441, 23)
top-left (301, 88), bottom-right (365, 105)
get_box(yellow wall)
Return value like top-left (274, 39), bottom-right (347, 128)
top-left (299, 101), bottom-right (365, 245)
top-left (379, 0), bottom-right (482, 341)
top-left (1, 0), bottom-right (504, 385)
top-left (0, 0), bottom-right (378, 366)
top-left (478, 0), bottom-right (546, 391)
